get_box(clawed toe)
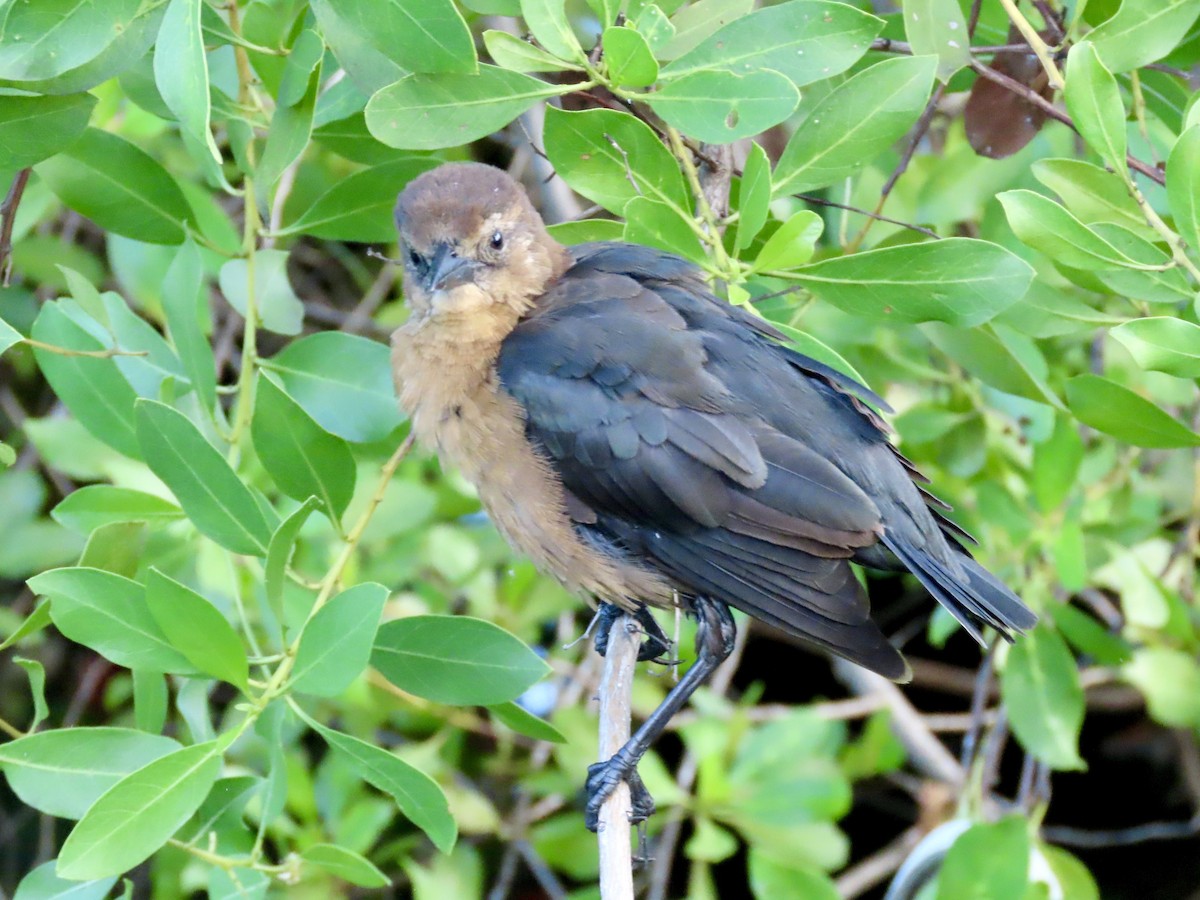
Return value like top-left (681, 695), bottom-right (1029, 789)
top-left (584, 758), bottom-right (657, 832)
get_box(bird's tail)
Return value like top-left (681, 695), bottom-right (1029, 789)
top-left (881, 533), bottom-right (1037, 644)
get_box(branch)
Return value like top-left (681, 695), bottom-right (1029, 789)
top-left (0, 168), bottom-right (30, 286)
top-left (596, 612), bottom-right (639, 900)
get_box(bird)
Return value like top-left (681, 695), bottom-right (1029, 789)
top-left (389, 161), bottom-right (1036, 830)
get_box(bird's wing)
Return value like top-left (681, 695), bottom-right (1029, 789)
top-left (497, 258), bottom-right (909, 678)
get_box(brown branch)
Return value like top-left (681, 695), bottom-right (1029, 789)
top-left (0, 168), bottom-right (31, 286)
top-left (835, 826), bottom-right (924, 899)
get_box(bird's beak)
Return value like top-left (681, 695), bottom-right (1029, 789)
top-left (423, 242), bottom-right (477, 293)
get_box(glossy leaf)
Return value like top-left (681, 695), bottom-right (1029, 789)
top-left (301, 844), bottom-right (390, 888)
top-left (291, 583), bottom-right (388, 697)
top-left (623, 196), bottom-right (705, 262)
top-left (372, 615), bottom-right (551, 706)
top-left (57, 741), bottom-right (222, 880)
top-left (998, 190), bottom-right (1133, 269)
top-left (734, 142), bottom-right (771, 252)
top-left (1088, 0), bottom-right (1200, 73)
top-left (602, 26), bottom-right (658, 87)
top-left (252, 375), bottom-right (356, 521)
top-left (51, 485), bottom-right (182, 534)
top-left (145, 569), bottom-right (249, 690)
top-left (1032, 158), bottom-right (1154, 238)
top-left (1111, 317), bottom-right (1200, 378)
top-left (154, 0), bottom-right (220, 167)
top-left (12, 860), bottom-right (117, 900)
top-left (162, 240), bottom-right (217, 412)
top-left (0, 0), bottom-right (142, 81)
top-left (1066, 374), bottom-right (1200, 448)
top-left (264, 498), bottom-right (321, 627)
top-left (1002, 625), bottom-right (1086, 770)
top-left (279, 157), bottom-right (439, 242)
top-left (924, 323), bottom-right (1062, 408)
top-left (543, 106), bottom-right (690, 215)
top-left (753, 210), bottom-right (824, 272)
top-left (256, 30), bottom-right (322, 194)
top-left (1124, 647), bottom-right (1200, 728)
top-left (30, 567), bottom-right (196, 674)
top-left (902, 0), bottom-right (971, 81)
top-left (650, 69), bottom-right (799, 143)
top-left (488, 701), bottom-right (567, 743)
top-left (1064, 43), bottom-right (1127, 175)
top-left (1166, 125), bottom-right (1200, 256)
top-left (788, 238), bottom-right (1034, 326)
top-left (520, 0), bottom-right (585, 61)
top-left (0, 93), bottom-right (95, 169)
top-left (936, 817), bottom-right (1030, 900)
top-left (483, 30), bottom-right (579, 72)
top-left (661, 0), bottom-right (883, 85)
top-left (36, 128), bottom-right (190, 244)
top-left (774, 56), bottom-right (937, 195)
top-left (324, 0), bottom-right (476, 74)
top-left (365, 65), bottom-right (564, 151)
top-left (0, 727), bottom-right (180, 820)
top-left (297, 709), bottom-right (457, 852)
top-left (218, 250), bottom-right (304, 336)
top-left (262, 332), bottom-right (404, 443)
top-left (1031, 415), bottom-right (1084, 512)
top-left (134, 400), bottom-right (275, 554)
top-left (30, 303), bottom-right (141, 459)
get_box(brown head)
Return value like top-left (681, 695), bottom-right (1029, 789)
top-left (394, 163), bottom-right (570, 323)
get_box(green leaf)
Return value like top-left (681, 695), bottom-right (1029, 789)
top-left (0, 317), bottom-right (20, 358)
top-left (291, 583), bottom-right (388, 697)
top-left (788, 238), bottom-right (1034, 326)
top-left (265, 498), bottom-right (321, 627)
top-left (661, 0), bottom-right (883, 86)
top-left (0, 0), bottom-right (142, 81)
top-left (262, 332), bottom-right (403, 443)
top-left (902, 0), bottom-right (971, 82)
top-left (1167, 125), bottom-right (1200, 256)
top-left (659, 0), bottom-right (751, 60)
top-left (520, 0), bottom-right (584, 61)
top-left (0, 599), bottom-right (52, 651)
top-left (301, 844), bottom-right (390, 888)
top-left (325, 0), bottom-right (476, 74)
top-left (15, 657), bottom-right (47, 730)
top-left (57, 741), bottom-right (222, 880)
top-left (1040, 845), bottom-right (1100, 900)
top-left (748, 850), bottom-right (839, 900)
top-left (753, 210), bottom-right (823, 272)
top-left (0, 93), bottom-right (96, 169)
top-left (145, 569), bottom-right (249, 691)
top-left (543, 106), bottom-right (690, 216)
top-left (0, 727), bottom-right (180, 820)
top-left (1123, 647), bottom-right (1200, 728)
top-left (134, 400), bottom-right (276, 554)
top-left (924, 323), bottom-right (1062, 408)
top-left (295, 708), bottom-right (457, 852)
top-left (602, 26), bottom-right (658, 87)
top-left (162, 240), bottom-right (217, 412)
top-left (30, 303), bottom-right (140, 459)
top-left (31, 567), bottom-right (196, 674)
top-left (483, 30), bottom-right (579, 72)
top-left (12, 859), bottom-right (117, 900)
top-left (1112, 317), bottom-right (1200, 378)
top-left (372, 615), bottom-right (551, 705)
top-left (734, 142), bottom-right (771, 252)
top-left (1090, 223), bottom-right (1194, 303)
top-left (1031, 415), bottom-right (1084, 512)
top-left (36, 128), bottom-right (190, 245)
top-left (279, 157), bottom-right (439, 242)
top-left (998, 190), bottom-right (1134, 269)
top-left (365, 65), bottom-right (563, 151)
top-left (310, 0), bottom-right (407, 94)
top-left (256, 30), bottom-right (322, 194)
top-left (1065, 374), bottom-right (1200, 448)
top-left (154, 0), bottom-right (221, 168)
top-left (1001, 625), bottom-right (1086, 770)
top-left (487, 701), bottom-right (567, 743)
top-left (252, 375), bottom-right (356, 521)
top-left (218, 249), bottom-right (304, 337)
top-left (773, 56), bottom-right (937, 195)
top-left (133, 669), bottom-right (168, 735)
top-left (1031, 158), bottom-right (1150, 237)
top-left (622, 196), bottom-right (705, 262)
top-left (767, 322), bottom-right (868, 386)
top-left (1088, 0), bottom-right (1200, 73)
top-left (649, 69), bottom-right (799, 143)
top-left (51, 485), bottom-right (182, 534)
top-left (936, 817), bottom-right (1030, 900)
top-left (1064, 43), bottom-right (1127, 175)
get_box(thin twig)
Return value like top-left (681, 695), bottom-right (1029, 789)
top-left (1042, 815), bottom-right (1200, 848)
top-left (794, 195), bottom-right (940, 240)
top-left (835, 827), bottom-right (924, 900)
top-left (596, 613), bottom-right (639, 900)
top-left (0, 168), bottom-right (30, 286)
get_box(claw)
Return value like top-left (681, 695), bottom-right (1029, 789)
top-left (584, 756), bottom-right (657, 832)
top-left (593, 602), bottom-right (673, 665)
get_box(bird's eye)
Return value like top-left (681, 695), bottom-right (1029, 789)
top-left (489, 231), bottom-right (504, 251)
top-left (407, 248), bottom-right (423, 268)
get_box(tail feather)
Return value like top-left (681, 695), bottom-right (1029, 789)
top-left (881, 533), bottom-right (1036, 644)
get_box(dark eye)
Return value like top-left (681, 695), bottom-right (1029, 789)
top-left (489, 231), bottom-right (504, 250)
top-left (407, 248), bottom-right (423, 268)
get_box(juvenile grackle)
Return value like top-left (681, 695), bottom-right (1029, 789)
top-left (390, 162), bottom-right (1036, 830)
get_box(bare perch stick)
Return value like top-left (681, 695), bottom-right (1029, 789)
top-left (596, 612), bottom-right (640, 900)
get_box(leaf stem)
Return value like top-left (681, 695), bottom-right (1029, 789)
top-left (23, 339), bottom-right (149, 359)
top-left (0, 712), bottom-right (24, 740)
top-left (664, 126), bottom-right (738, 281)
top-left (997, 0), bottom-right (1063, 89)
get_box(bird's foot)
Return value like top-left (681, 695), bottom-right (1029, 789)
top-left (584, 754), bottom-right (656, 832)
top-left (593, 602), bottom-right (673, 664)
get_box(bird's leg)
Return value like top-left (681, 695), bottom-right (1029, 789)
top-left (592, 601), bottom-right (672, 663)
top-left (585, 596), bottom-right (737, 831)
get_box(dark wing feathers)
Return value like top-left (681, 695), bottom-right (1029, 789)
top-left (497, 241), bottom-right (1034, 679)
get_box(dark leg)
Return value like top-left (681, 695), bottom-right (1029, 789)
top-left (585, 596), bottom-right (736, 831)
top-left (592, 601), bottom-right (672, 664)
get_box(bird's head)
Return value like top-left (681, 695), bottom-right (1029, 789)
top-left (394, 163), bottom-right (570, 324)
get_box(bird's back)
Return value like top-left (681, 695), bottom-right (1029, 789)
top-left (498, 242), bottom-right (1035, 679)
